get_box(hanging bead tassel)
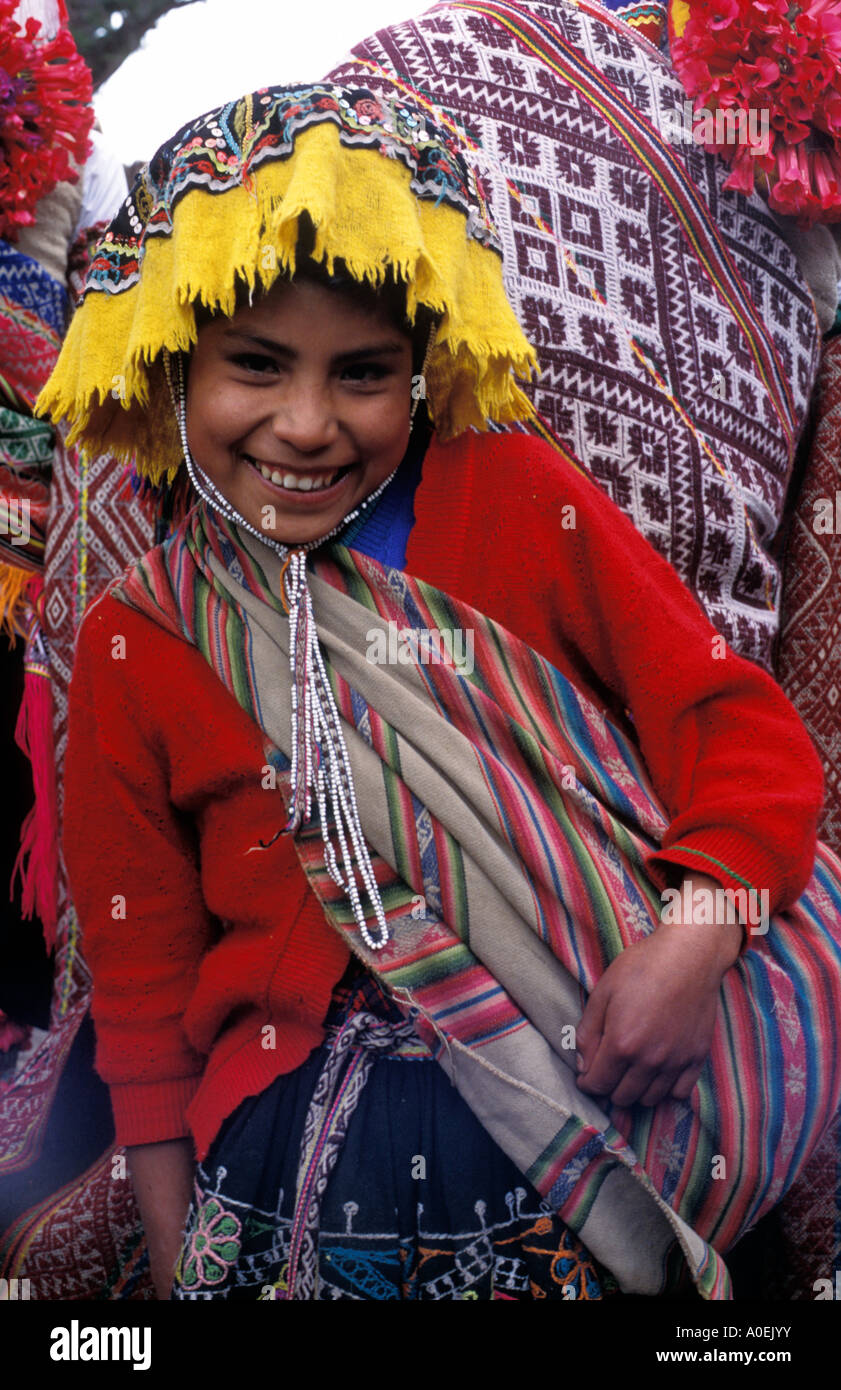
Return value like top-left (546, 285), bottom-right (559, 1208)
top-left (284, 550), bottom-right (389, 950)
top-left (10, 591), bottom-right (59, 949)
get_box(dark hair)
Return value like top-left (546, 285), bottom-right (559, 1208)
top-left (193, 215), bottom-right (435, 378)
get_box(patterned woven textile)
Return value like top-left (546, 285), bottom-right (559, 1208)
top-left (0, 406), bottom-right (51, 579)
top-left (112, 504), bottom-right (841, 1298)
top-left (0, 433), bottom-right (152, 1188)
top-left (0, 241), bottom-right (68, 585)
top-left (0, 1146), bottom-right (152, 1300)
top-left (0, 433), bottom-right (152, 1290)
top-left (773, 334), bottom-right (841, 1297)
top-left (601, 0), bottom-right (667, 50)
top-left (0, 241), bottom-right (68, 407)
top-left (778, 335), bottom-right (841, 855)
top-left (328, 0), bottom-right (820, 673)
top-left (762, 1117), bottom-right (841, 1299)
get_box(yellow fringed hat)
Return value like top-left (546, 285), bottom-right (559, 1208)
top-left (37, 84), bottom-right (538, 483)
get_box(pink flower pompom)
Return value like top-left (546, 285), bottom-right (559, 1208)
top-left (810, 145), bottom-right (841, 216)
top-left (723, 144), bottom-right (759, 193)
top-left (671, 0), bottom-right (841, 225)
top-left (0, 0), bottom-right (94, 240)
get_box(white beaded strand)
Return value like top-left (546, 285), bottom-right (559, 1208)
top-left (163, 347), bottom-right (392, 950)
top-left (283, 550), bottom-right (389, 950)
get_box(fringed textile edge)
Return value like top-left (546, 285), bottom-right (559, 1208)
top-left (2, 572), bottom-right (59, 947)
top-left (36, 128), bottom-right (537, 482)
top-left (0, 562), bottom-right (39, 645)
top-left (10, 647), bottom-right (59, 949)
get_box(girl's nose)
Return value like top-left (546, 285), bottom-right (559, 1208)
top-left (269, 379), bottom-right (339, 453)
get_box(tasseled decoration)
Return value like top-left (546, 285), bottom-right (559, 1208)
top-left (0, 561), bottom-right (38, 644)
top-left (283, 550), bottom-right (389, 951)
top-left (9, 577), bottom-right (58, 948)
top-left (0, 0), bottom-right (94, 242)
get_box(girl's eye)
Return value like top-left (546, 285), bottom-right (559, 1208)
top-left (341, 362), bottom-right (389, 384)
top-left (231, 352), bottom-right (280, 375)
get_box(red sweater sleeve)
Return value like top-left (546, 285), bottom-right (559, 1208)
top-left (527, 440), bottom-right (823, 911)
top-left (63, 588), bottom-right (215, 1146)
top-left (410, 433), bottom-right (824, 916)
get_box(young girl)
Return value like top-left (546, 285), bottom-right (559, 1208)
top-left (40, 84), bottom-right (841, 1301)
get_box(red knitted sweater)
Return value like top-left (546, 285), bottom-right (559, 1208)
top-left (62, 431), bottom-right (824, 1161)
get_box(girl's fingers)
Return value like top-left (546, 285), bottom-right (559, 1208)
top-left (670, 1061), bottom-right (704, 1101)
top-left (575, 985), bottom-right (609, 1074)
top-left (637, 1071), bottom-right (680, 1108)
top-left (609, 1063), bottom-right (665, 1109)
top-left (576, 1030), bottom-right (631, 1099)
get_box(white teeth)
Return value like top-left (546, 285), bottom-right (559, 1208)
top-left (253, 459), bottom-right (339, 491)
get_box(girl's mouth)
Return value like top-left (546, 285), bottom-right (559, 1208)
top-left (243, 454), bottom-right (355, 501)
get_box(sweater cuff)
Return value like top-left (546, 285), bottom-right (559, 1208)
top-left (645, 830), bottom-right (800, 950)
top-left (110, 1075), bottom-right (203, 1148)
top-left (646, 829), bottom-right (790, 903)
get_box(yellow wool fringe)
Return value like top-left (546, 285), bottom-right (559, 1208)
top-left (36, 124), bottom-right (538, 482)
top-left (0, 562), bottom-right (37, 645)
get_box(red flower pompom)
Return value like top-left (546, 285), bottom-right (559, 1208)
top-left (672, 0), bottom-right (841, 225)
top-left (0, 0), bottom-right (94, 241)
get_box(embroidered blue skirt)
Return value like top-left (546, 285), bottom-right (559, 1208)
top-left (171, 964), bottom-right (612, 1301)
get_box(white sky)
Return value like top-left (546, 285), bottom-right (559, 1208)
top-left (95, 0), bottom-right (428, 164)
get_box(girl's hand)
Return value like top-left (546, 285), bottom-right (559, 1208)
top-left (575, 875), bottom-right (743, 1109)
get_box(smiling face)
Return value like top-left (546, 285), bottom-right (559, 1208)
top-left (184, 273), bottom-right (416, 546)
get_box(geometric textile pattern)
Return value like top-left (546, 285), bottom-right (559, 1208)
top-left (329, 0), bottom-right (820, 671)
top-left (0, 440), bottom-right (152, 1185)
top-left (45, 435), bottom-right (153, 1019)
top-left (778, 334), bottom-right (841, 855)
top-left (774, 333), bottom-right (839, 1305)
top-left (760, 1113), bottom-right (841, 1299)
top-left (609, 0), bottom-right (667, 51)
top-left (0, 240), bottom-right (68, 406)
top-left (0, 1146), bottom-right (153, 1300)
top-left (0, 1002), bottom-right (84, 1176)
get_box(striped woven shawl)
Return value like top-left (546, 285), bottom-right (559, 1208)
top-left (111, 501), bottom-right (841, 1300)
